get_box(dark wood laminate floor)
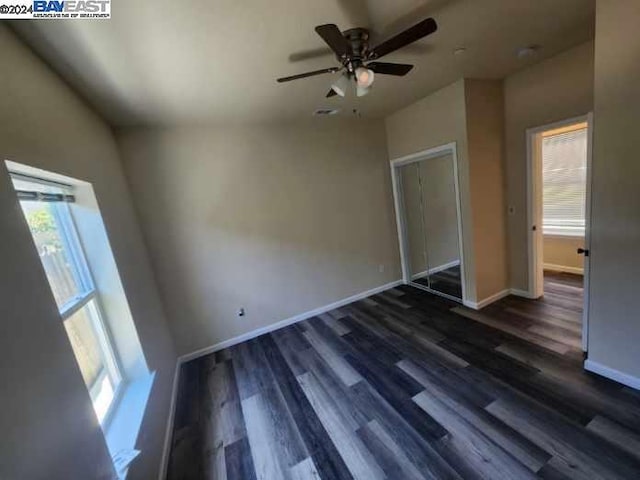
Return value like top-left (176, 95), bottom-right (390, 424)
top-left (167, 276), bottom-right (640, 480)
top-left (413, 265), bottom-right (463, 300)
top-left (453, 271), bottom-right (584, 354)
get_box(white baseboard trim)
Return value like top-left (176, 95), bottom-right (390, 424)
top-left (463, 289), bottom-right (511, 310)
top-left (412, 270), bottom-right (429, 280)
top-left (411, 260), bottom-right (461, 281)
top-left (466, 287), bottom-right (544, 308)
top-left (544, 263), bottom-right (584, 275)
top-left (158, 360), bottom-right (181, 480)
top-left (584, 359), bottom-right (640, 391)
top-left (510, 288), bottom-right (537, 299)
top-left (179, 279), bottom-right (403, 364)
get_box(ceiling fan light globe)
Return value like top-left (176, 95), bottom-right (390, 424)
top-left (331, 85), bottom-right (346, 97)
top-left (355, 67), bottom-right (375, 88)
top-left (331, 73), bottom-right (350, 97)
top-left (356, 85), bottom-right (371, 97)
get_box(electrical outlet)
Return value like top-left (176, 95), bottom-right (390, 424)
top-left (378, 264), bottom-right (385, 273)
top-left (238, 308), bottom-right (245, 317)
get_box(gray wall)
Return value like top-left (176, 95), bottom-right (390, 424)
top-left (587, 0), bottom-right (640, 380)
top-left (117, 121), bottom-right (401, 356)
top-left (0, 25), bottom-right (176, 480)
top-left (504, 41), bottom-right (595, 291)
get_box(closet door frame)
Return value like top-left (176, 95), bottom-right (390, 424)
top-left (390, 142), bottom-right (467, 304)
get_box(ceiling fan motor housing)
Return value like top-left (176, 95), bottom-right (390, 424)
top-left (341, 28), bottom-right (370, 73)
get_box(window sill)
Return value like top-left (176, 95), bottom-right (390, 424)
top-left (543, 232), bottom-right (585, 240)
top-left (543, 225), bottom-right (585, 238)
top-left (104, 372), bottom-right (156, 479)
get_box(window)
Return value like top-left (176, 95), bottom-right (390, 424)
top-left (542, 127), bottom-right (588, 236)
top-left (11, 174), bottom-right (122, 423)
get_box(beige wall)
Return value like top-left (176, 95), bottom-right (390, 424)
top-left (587, 0), bottom-right (640, 380)
top-left (504, 41), bottom-right (595, 291)
top-left (117, 121), bottom-right (400, 355)
top-left (465, 80), bottom-right (509, 300)
top-left (0, 25), bottom-right (176, 480)
top-left (386, 80), bottom-right (477, 301)
top-left (543, 235), bottom-right (585, 273)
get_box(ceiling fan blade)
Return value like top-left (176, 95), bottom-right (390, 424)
top-left (367, 62), bottom-right (414, 76)
top-left (369, 18), bottom-right (437, 60)
top-left (326, 89), bottom-right (338, 98)
top-left (277, 67), bottom-right (341, 83)
top-left (315, 24), bottom-right (350, 58)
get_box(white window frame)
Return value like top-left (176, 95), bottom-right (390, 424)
top-left (11, 173), bottom-right (123, 424)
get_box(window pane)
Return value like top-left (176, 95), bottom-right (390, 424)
top-left (64, 301), bottom-right (106, 388)
top-left (93, 374), bottom-right (115, 424)
top-left (18, 200), bottom-right (88, 308)
top-left (64, 299), bottom-right (119, 422)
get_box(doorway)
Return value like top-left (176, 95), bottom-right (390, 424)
top-left (527, 114), bottom-right (593, 351)
top-left (391, 142), bottom-right (466, 304)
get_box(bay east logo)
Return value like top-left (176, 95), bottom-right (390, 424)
top-left (33, 0), bottom-right (110, 17)
top-left (0, 0), bottom-right (110, 18)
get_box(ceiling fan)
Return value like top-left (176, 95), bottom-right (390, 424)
top-left (276, 18), bottom-right (438, 98)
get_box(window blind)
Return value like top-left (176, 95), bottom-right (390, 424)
top-left (542, 128), bottom-right (587, 235)
top-left (10, 172), bottom-right (75, 203)
top-left (14, 190), bottom-right (75, 203)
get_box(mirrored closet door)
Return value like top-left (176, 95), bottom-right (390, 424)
top-left (393, 144), bottom-right (465, 302)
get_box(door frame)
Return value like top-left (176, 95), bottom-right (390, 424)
top-left (390, 142), bottom-right (467, 304)
top-left (526, 112), bottom-right (593, 352)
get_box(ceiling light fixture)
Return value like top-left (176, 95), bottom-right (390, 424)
top-left (517, 45), bottom-right (541, 59)
top-left (313, 108), bottom-right (340, 116)
top-left (331, 73), bottom-right (350, 97)
top-left (356, 85), bottom-right (371, 97)
top-left (355, 67), bottom-right (375, 88)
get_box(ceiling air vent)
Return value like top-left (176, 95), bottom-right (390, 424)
top-left (313, 108), bottom-right (340, 116)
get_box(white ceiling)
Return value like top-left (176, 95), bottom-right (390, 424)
top-left (12, 0), bottom-right (595, 127)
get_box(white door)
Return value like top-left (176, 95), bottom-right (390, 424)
top-left (581, 112), bottom-right (594, 352)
